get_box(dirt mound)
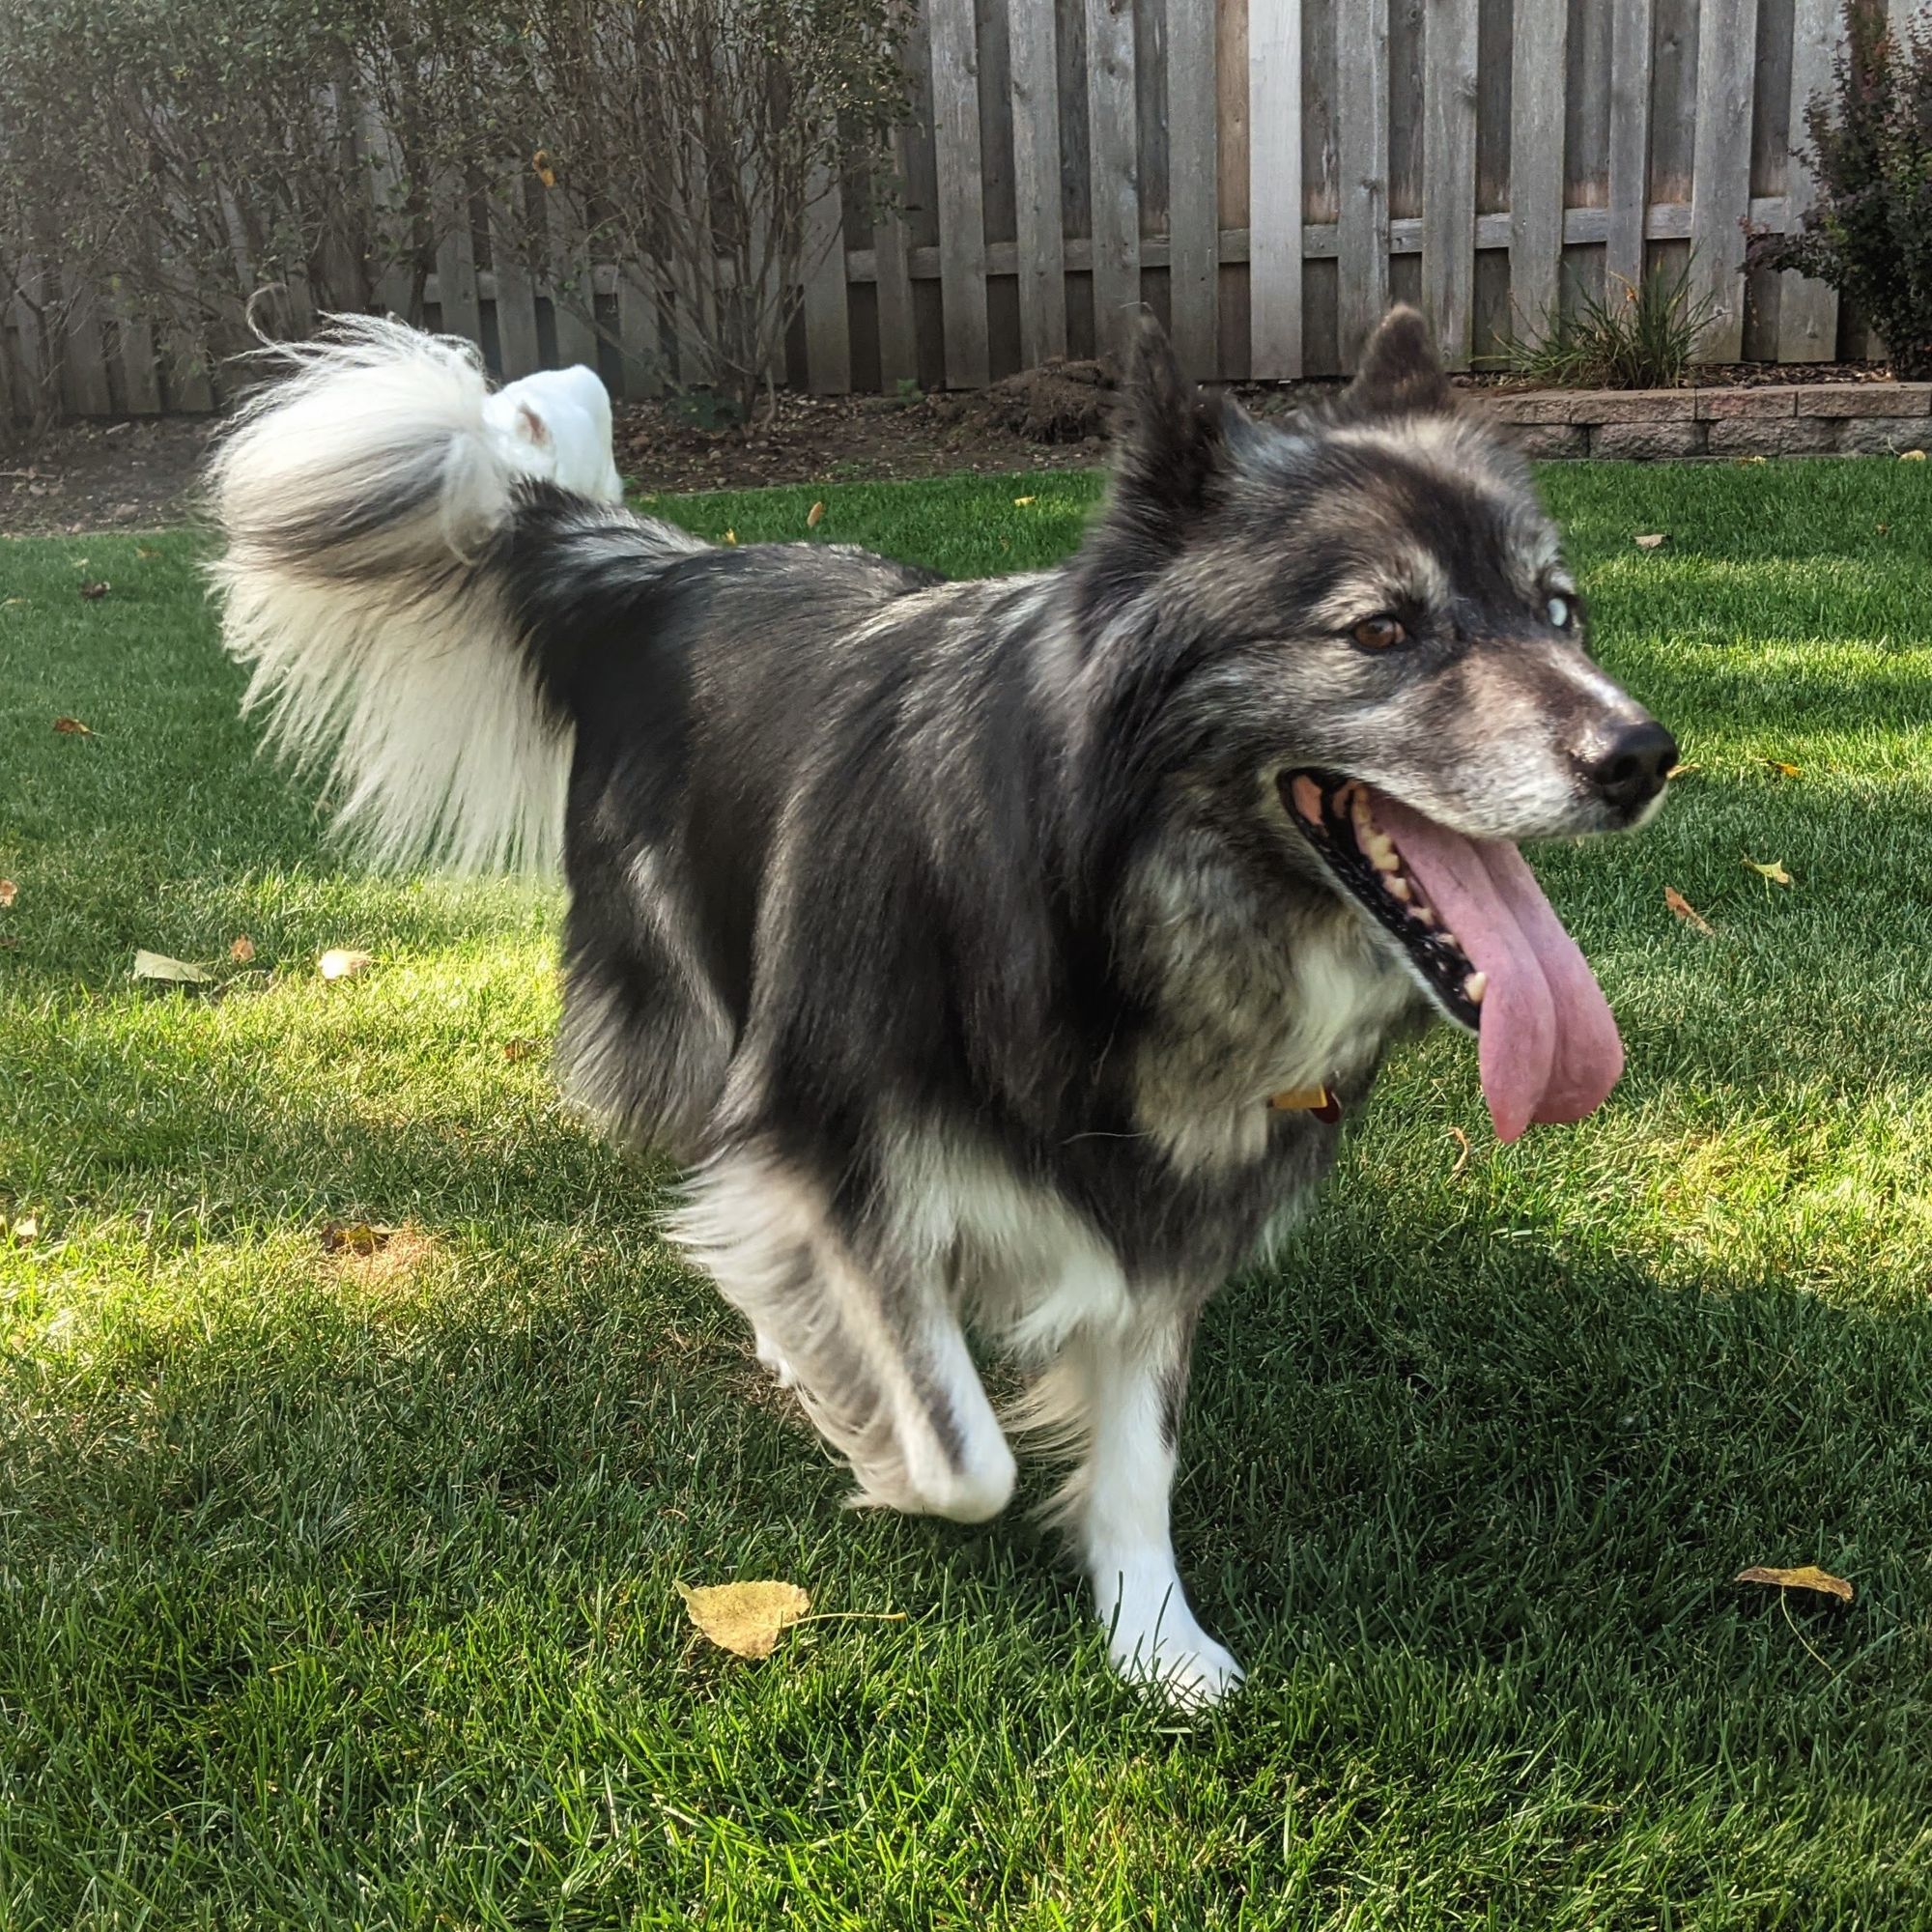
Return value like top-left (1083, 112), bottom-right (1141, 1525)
top-left (968, 357), bottom-right (1117, 442)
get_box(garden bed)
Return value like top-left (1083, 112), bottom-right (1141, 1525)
top-left (1488, 382), bottom-right (1932, 460)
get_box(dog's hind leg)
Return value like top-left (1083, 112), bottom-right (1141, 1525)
top-left (1019, 1300), bottom-right (1242, 1708)
top-left (672, 1149), bottom-right (1016, 1522)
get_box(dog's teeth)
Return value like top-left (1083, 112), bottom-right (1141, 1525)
top-left (1464, 971), bottom-right (1488, 1005)
top-left (1366, 833), bottom-right (1400, 872)
top-left (1411, 901), bottom-right (1435, 926)
top-left (1385, 875), bottom-right (1411, 901)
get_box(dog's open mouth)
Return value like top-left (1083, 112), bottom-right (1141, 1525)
top-left (1281, 770), bottom-right (1625, 1142)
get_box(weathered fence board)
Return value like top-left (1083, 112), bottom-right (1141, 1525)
top-left (489, 192), bottom-right (544, 381)
top-left (802, 164), bottom-right (854, 394)
top-left (7, 0), bottom-right (1885, 419)
top-left (928, 0), bottom-right (991, 387)
top-left (1690, 0), bottom-right (1761, 359)
top-left (1335, 0), bottom-right (1391, 368)
top-left (1605, 0), bottom-right (1656, 295)
top-left (1165, 0), bottom-right (1219, 379)
top-left (1422, 0), bottom-right (1479, 370)
top-left (1087, 0), bottom-right (1141, 368)
top-left (1779, 0), bottom-right (1840, 361)
top-left (1009, 0), bottom-right (1070, 364)
top-left (1247, 0), bottom-right (1303, 378)
top-left (1508, 0), bottom-right (1568, 347)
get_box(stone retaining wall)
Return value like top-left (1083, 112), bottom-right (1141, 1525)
top-left (1484, 384), bottom-right (1932, 460)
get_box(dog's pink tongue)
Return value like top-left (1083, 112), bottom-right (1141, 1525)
top-left (1372, 795), bottom-right (1624, 1142)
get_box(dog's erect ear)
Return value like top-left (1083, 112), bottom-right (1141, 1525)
top-left (1107, 315), bottom-right (1237, 537)
top-left (514, 400), bottom-right (552, 448)
top-left (1340, 306), bottom-right (1452, 418)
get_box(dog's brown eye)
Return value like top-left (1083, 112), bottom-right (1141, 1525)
top-left (1351, 614), bottom-right (1406, 650)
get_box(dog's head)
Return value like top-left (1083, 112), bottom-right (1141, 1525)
top-left (1081, 308), bottom-right (1676, 1139)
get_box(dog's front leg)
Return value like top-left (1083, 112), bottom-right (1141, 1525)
top-left (1049, 1302), bottom-right (1243, 1708)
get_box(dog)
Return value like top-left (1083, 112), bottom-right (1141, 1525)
top-left (207, 307), bottom-right (1674, 1706)
top-left (481, 363), bottom-right (626, 504)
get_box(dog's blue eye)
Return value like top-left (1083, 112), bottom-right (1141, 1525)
top-left (1547, 594), bottom-right (1573, 629)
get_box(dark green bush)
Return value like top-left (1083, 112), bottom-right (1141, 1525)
top-left (1748, 0), bottom-right (1932, 378)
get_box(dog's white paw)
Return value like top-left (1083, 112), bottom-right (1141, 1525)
top-left (1111, 1623), bottom-right (1245, 1709)
top-left (1101, 1577), bottom-right (1245, 1709)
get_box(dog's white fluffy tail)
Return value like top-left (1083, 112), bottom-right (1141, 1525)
top-left (208, 316), bottom-right (609, 873)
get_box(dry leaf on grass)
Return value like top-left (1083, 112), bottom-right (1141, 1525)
top-left (132, 950), bottom-right (212, 984)
top-left (1743, 857), bottom-right (1793, 887)
top-left (52, 717), bottom-right (94, 736)
top-left (78, 581), bottom-right (110, 601)
top-left (1634, 532), bottom-right (1668, 551)
top-left (807, 500), bottom-right (825, 528)
top-left (137, 544), bottom-right (159, 558)
top-left (0, 936), bottom-right (17, 952)
top-left (1764, 758), bottom-right (1802, 779)
top-left (229, 935), bottom-right (256, 961)
top-left (677, 1579), bottom-right (811, 1659)
top-left (1012, 494), bottom-right (1036, 505)
top-left (0, 879), bottom-right (14, 909)
top-left (1900, 448), bottom-right (1926, 462)
top-left (320, 1220), bottom-right (395, 1257)
top-left (318, 948), bottom-right (373, 981)
top-left (8, 1213), bottom-right (38, 1246)
top-left (1663, 887), bottom-right (1714, 934)
top-left (1736, 1564), bottom-right (1853, 1604)
top-left (502, 1037), bottom-right (539, 1063)
top-left (723, 528), bottom-right (738, 546)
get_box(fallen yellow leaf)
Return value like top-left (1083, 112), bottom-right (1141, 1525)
top-left (723, 528), bottom-right (738, 545)
top-left (52, 716), bottom-right (94, 735)
top-left (1634, 532), bottom-right (1668, 551)
top-left (0, 879), bottom-right (14, 908)
top-left (806, 499), bottom-right (825, 528)
top-left (229, 934), bottom-right (256, 961)
top-left (531, 148), bottom-right (557, 188)
top-left (1665, 762), bottom-right (1699, 781)
top-left (1663, 887), bottom-right (1713, 934)
top-left (1900, 448), bottom-right (1926, 462)
top-left (132, 950), bottom-right (211, 984)
top-left (8, 1213), bottom-right (38, 1246)
top-left (677, 1579), bottom-right (811, 1659)
top-left (1743, 857), bottom-right (1793, 887)
top-left (502, 1037), bottom-right (539, 1062)
top-left (1736, 1563), bottom-right (1853, 1603)
top-left (321, 1219), bottom-right (395, 1257)
top-left (1764, 759), bottom-right (1802, 779)
top-left (1013, 494), bottom-right (1036, 505)
top-left (318, 948), bottom-right (373, 981)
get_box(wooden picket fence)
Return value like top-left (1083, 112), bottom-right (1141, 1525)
top-left (2, 0), bottom-right (1912, 418)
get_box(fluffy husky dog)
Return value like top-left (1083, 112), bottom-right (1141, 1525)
top-left (209, 308), bottom-right (1674, 1705)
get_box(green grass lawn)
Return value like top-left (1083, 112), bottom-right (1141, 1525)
top-left (2, 458), bottom-right (1931, 1928)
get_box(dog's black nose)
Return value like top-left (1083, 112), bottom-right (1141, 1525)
top-left (1583, 720), bottom-right (1678, 810)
